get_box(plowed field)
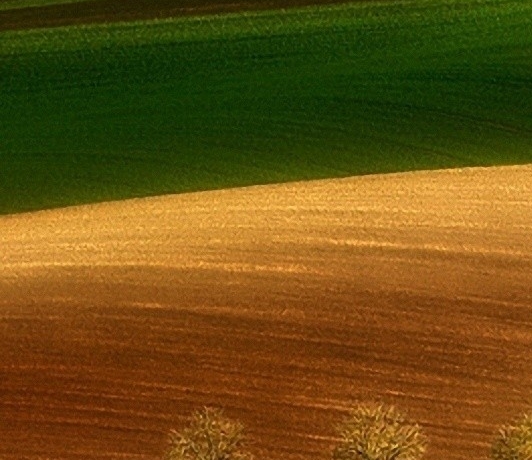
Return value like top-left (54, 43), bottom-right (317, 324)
top-left (1, 165), bottom-right (532, 459)
top-left (0, 0), bottom-right (369, 31)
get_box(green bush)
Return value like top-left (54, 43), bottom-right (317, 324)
top-left (164, 407), bottom-right (254, 460)
top-left (492, 412), bottom-right (532, 460)
top-left (332, 403), bottom-right (427, 460)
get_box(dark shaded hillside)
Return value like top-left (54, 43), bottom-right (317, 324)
top-left (0, 0), bottom-right (379, 31)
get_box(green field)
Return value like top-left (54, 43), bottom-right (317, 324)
top-left (1, 0), bottom-right (531, 214)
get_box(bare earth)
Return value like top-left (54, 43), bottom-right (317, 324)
top-left (1, 165), bottom-right (532, 460)
top-left (0, 0), bottom-right (377, 31)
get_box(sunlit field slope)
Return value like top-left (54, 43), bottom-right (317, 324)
top-left (1, 0), bottom-right (531, 214)
top-left (1, 165), bottom-right (532, 460)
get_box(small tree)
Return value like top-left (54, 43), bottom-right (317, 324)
top-left (492, 412), bottom-right (532, 460)
top-left (332, 403), bottom-right (427, 460)
top-left (164, 407), bottom-right (254, 460)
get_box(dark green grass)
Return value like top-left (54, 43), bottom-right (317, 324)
top-left (1, 0), bottom-right (531, 214)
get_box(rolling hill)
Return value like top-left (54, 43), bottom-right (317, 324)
top-left (1, 165), bottom-right (531, 459)
top-left (1, 0), bottom-right (531, 214)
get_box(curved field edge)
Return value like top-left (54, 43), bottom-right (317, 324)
top-left (0, 0), bottom-right (86, 12)
top-left (1, 165), bottom-right (532, 460)
top-left (1, 0), bottom-right (532, 215)
top-left (0, 0), bottom-right (374, 32)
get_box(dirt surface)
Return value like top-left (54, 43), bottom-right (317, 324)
top-left (0, 0), bottom-right (379, 31)
top-left (1, 165), bottom-right (532, 460)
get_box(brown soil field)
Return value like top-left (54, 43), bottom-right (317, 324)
top-left (0, 0), bottom-right (379, 31)
top-left (1, 165), bottom-right (532, 460)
